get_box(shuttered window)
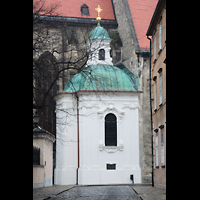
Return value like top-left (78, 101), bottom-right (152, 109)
top-left (154, 36), bottom-right (156, 60)
top-left (161, 132), bottom-right (165, 165)
top-left (159, 75), bottom-right (162, 104)
top-left (105, 113), bottom-right (117, 146)
top-left (107, 164), bottom-right (116, 170)
top-left (159, 24), bottom-right (162, 50)
top-left (156, 135), bottom-right (159, 167)
top-left (154, 82), bottom-right (157, 110)
top-left (99, 49), bottom-right (105, 60)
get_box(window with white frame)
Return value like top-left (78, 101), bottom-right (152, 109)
top-left (159, 24), bottom-right (162, 50)
top-left (161, 132), bottom-right (165, 165)
top-left (154, 82), bottom-right (157, 109)
top-left (156, 135), bottom-right (159, 167)
top-left (105, 113), bottom-right (117, 146)
top-left (154, 36), bottom-right (156, 60)
top-left (159, 75), bottom-right (162, 105)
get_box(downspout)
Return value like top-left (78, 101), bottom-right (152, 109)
top-left (147, 36), bottom-right (154, 187)
top-left (75, 93), bottom-right (80, 185)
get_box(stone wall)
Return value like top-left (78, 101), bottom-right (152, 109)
top-left (113, 0), bottom-right (152, 183)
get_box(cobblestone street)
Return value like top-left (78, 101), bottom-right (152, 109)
top-left (48, 186), bottom-right (141, 200)
top-left (33, 184), bottom-right (166, 200)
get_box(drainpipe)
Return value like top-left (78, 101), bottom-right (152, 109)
top-left (75, 93), bottom-right (80, 185)
top-left (147, 36), bottom-right (154, 187)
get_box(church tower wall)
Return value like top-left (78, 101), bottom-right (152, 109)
top-left (113, 0), bottom-right (152, 183)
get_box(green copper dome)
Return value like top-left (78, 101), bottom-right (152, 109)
top-left (88, 23), bottom-right (111, 40)
top-left (63, 65), bottom-right (139, 93)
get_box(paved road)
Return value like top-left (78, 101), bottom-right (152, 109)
top-left (48, 185), bottom-right (141, 200)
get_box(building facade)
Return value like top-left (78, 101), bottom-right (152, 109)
top-left (33, 129), bottom-right (55, 188)
top-left (33, 0), bottom-right (159, 184)
top-left (54, 21), bottom-right (142, 185)
top-left (146, 0), bottom-right (166, 188)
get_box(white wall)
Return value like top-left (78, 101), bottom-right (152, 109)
top-left (54, 93), bottom-right (78, 185)
top-left (54, 91), bottom-right (141, 185)
top-left (87, 39), bottom-right (113, 66)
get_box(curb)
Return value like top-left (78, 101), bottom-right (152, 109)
top-left (132, 188), bottom-right (144, 200)
top-left (43, 185), bottom-right (76, 200)
top-left (76, 183), bottom-right (152, 187)
top-left (42, 184), bottom-right (153, 199)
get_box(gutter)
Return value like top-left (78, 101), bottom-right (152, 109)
top-left (147, 36), bottom-right (154, 187)
top-left (146, 0), bottom-right (165, 36)
top-left (75, 93), bottom-right (80, 185)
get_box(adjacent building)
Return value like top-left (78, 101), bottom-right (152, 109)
top-left (146, 0), bottom-right (166, 189)
top-left (33, 128), bottom-right (55, 188)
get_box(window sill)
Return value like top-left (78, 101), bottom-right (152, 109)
top-left (158, 49), bottom-right (162, 55)
top-left (159, 124), bottom-right (164, 129)
top-left (154, 128), bottom-right (158, 132)
top-left (156, 165), bottom-right (159, 168)
top-left (161, 165), bottom-right (165, 168)
top-left (99, 142), bottom-right (123, 153)
top-left (33, 165), bottom-right (44, 168)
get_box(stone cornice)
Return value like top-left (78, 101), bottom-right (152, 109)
top-left (33, 132), bottom-right (55, 143)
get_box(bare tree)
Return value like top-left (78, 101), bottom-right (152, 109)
top-left (33, 0), bottom-right (116, 135)
top-left (33, 0), bottom-right (89, 134)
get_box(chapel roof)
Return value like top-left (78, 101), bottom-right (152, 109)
top-left (88, 22), bottom-right (111, 40)
top-left (63, 65), bottom-right (139, 93)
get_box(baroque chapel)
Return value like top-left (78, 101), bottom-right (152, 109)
top-left (33, 0), bottom-right (158, 184)
top-left (54, 13), bottom-right (142, 184)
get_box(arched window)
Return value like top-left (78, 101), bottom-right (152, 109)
top-left (105, 113), bottom-right (117, 146)
top-left (99, 49), bottom-right (105, 60)
top-left (80, 4), bottom-right (89, 16)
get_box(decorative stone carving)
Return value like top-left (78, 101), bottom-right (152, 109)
top-left (79, 102), bottom-right (99, 109)
top-left (99, 140), bottom-right (123, 153)
top-left (97, 102), bottom-right (124, 121)
top-left (122, 103), bottom-right (140, 109)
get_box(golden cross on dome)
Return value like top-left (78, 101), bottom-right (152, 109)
top-left (95, 5), bottom-right (103, 22)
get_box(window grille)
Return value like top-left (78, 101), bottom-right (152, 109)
top-left (156, 136), bottom-right (159, 167)
top-left (154, 82), bottom-right (157, 110)
top-left (161, 132), bottom-right (165, 165)
top-left (105, 113), bottom-right (117, 146)
top-left (99, 49), bottom-right (105, 60)
top-left (159, 75), bottom-right (162, 104)
top-left (107, 164), bottom-right (116, 170)
top-left (33, 146), bottom-right (40, 165)
top-left (159, 24), bottom-right (162, 50)
top-left (154, 36), bottom-right (156, 60)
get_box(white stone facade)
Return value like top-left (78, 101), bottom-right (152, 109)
top-left (54, 91), bottom-right (141, 185)
top-left (86, 39), bottom-right (113, 66)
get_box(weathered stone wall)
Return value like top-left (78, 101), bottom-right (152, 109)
top-left (113, 0), bottom-right (152, 183)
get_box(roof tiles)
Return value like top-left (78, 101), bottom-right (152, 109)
top-left (33, 0), bottom-right (115, 20)
top-left (127, 0), bottom-right (158, 50)
top-left (34, 0), bottom-right (159, 50)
